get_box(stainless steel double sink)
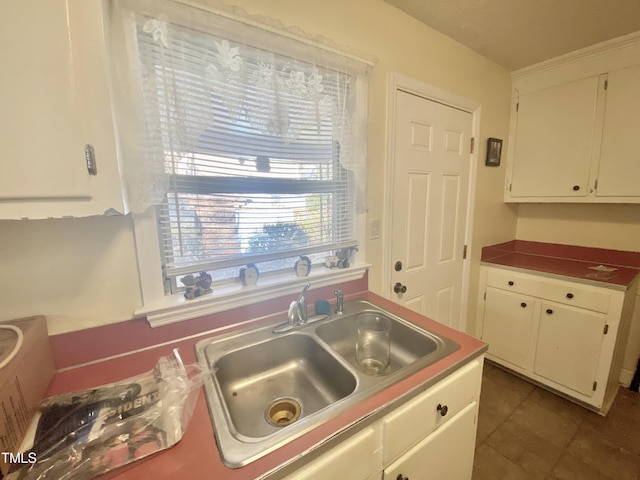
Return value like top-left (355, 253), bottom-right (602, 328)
top-left (195, 299), bottom-right (460, 468)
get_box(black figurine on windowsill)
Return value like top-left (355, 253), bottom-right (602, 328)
top-left (181, 272), bottom-right (212, 300)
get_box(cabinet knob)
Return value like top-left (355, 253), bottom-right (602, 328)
top-left (437, 403), bottom-right (448, 417)
top-left (508, 281), bottom-right (514, 286)
top-left (546, 308), bottom-right (554, 315)
top-left (397, 475), bottom-right (409, 480)
top-left (566, 293), bottom-right (574, 299)
top-left (521, 302), bottom-right (527, 308)
top-left (573, 185), bottom-right (581, 191)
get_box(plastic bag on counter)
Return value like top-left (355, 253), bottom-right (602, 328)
top-left (6, 349), bottom-right (205, 480)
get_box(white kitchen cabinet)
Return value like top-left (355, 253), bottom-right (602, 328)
top-left (381, 358), bottom-right (481, 465)
top-left (508, 76), bottom-right (602, 199)
top-left (504, 35), bottom-right (640, 203)
top-left (481, 288), bottom-right (537, 370)
top-left (0, 0), bottom-right (124, 219)
top-left (384, 402), bottom-right (477, 480)
top-left (595, 64), bottom-right (640, 198)
top-left (283, 426), bottom-right (382, 480)
top-left (477, 265), bottom-right (638, 414)
top-left (284, 358), bottom-right (483, 480)
top-left (533, 301), bottom-right (607, 397)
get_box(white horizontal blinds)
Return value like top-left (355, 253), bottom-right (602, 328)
top-left (133, 12), bottom-right (357, 278)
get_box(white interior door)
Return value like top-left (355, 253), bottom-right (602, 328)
top-left (390, 90), bottom-right (472, 329)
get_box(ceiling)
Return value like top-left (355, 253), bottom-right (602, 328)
top-left (384, 0), bottom-right (640, 71)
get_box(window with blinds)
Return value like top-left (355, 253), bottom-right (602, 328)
top-left (124, 6), bottom-right (365, 289)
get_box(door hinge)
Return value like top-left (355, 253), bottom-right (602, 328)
top-left (509, 183), bottom-right (512, 192)
top-left (603, 324), bottom-right (609, 335)
top-left (483, 291), bottom-right (486, 301)
top-left (470, 137), bottom-right (475, 154)
top-left (593, 381), bottom-right (598, 391)
top-left (516, 102), bottom-right (519, 112)
top-left (463, 244), bottom-right (468, 259)
top-left (604, 80), bottom-right (608, 90)
top-left (85, 144), bottom-right (97, 176)
top-left (594, 179), bottom-right (598, 191)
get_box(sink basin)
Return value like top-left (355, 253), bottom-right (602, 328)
top-left (316, 310), bottom-right (439, 376)
top-left (210, 334), bottom-right (356, 438)
top-left (195, 299), bottom-right (460, 468)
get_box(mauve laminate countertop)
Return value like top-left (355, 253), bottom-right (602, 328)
top-left (481, 240), bottom-right (640, 290)
top-left (45, 291), bottom-right (486, 480)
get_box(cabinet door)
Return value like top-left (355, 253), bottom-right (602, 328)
top-left (0, 0), bottom-right (90, 201)
top-left (384, 402), bottom-right (477, 480)
top-left (596, 64), bottom-right (640, 198)
top-left (533, 302), bottom-right (606, 397)
top-left (482, 288), bottom-right (536, 370)
top-left (509, 76), bottom-right (601, 198)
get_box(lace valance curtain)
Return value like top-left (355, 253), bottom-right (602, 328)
top-left (107, 0), bottom-right (371, 214)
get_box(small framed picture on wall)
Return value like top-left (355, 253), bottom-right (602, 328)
top-left (486, 138), bottom-right (503, 166)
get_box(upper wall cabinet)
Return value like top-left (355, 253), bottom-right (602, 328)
top-left (504, 34), bottom-right (640, 203)
top-left (0, 0), bottom-right (124, 219)
top-left (596, 65), bottom-right (640, 198)
top-left (508, 75), bottom-right (602, 199)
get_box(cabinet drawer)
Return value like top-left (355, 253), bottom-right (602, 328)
top-left (384, 402), bottom-right (477, 480)
top-left (284, 425), bottom-right (381, 480)
top-left (486, 268), bottom-right (611, 313)
top-left (382, 358), bottom-right (482, 465)
top-left (486, 266), bottom-right (544, 293)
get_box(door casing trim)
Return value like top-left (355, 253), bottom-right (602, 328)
top-left (383, 72), bottom-right (481, 333)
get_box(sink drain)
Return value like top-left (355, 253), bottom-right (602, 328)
top-left (265, 398), bottom-right (301, 427)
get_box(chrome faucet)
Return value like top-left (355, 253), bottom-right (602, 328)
top-left (334, 289), bottom-right (344, 314)
top-left (273, 283), bottom-right (330, 333)
top-left (288, 283), bottom-right (310, 325)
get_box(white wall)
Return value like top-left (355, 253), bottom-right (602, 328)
top-left (223, 0), bottom-right (516, 335)
top-left (0, 216), bottom-right (141, 334)
top-left (0, 0), bottom-right (516, 334)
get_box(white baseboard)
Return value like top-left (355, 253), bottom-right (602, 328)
top-left (619, 368), bottom-right (634, 387)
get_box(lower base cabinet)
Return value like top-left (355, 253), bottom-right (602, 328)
top-left (477, 265), bottom-right (638, 414)
top-left (533, 301), bottom-right (607, 397)
top-left (282, 425), bottom-right (382, 480)
top-left (384, 402), bottom-right (477, 480)
top-left (283, 357), bottom-right (483, 480)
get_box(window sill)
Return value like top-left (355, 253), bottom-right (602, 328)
top-left (136, 264), bottom-right (370, 328)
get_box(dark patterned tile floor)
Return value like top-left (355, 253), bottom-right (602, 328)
top-left (473, 361), bottom-right (640, 480)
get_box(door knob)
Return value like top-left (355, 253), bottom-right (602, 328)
top-left (394, 261), bottom-right (403, 271)
top-left (394, 282), bottom-right (407, 294)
